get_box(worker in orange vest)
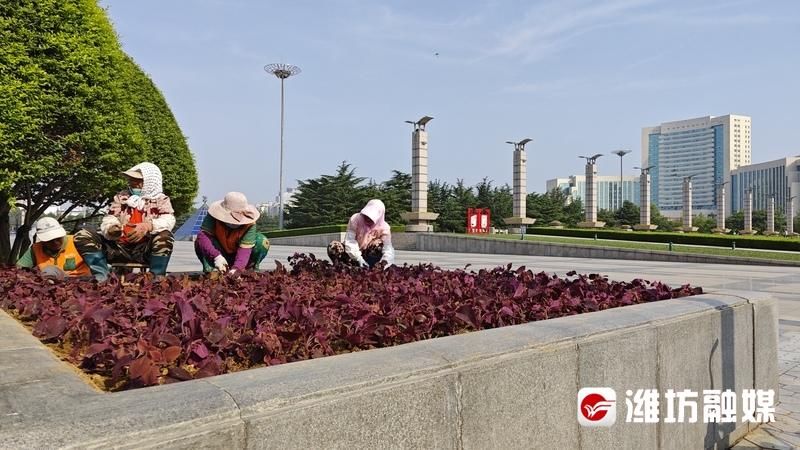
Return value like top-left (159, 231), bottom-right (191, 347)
top-left (16, 217), bottom-right (91, 278)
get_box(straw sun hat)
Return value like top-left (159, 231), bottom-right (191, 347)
top-left (208, 192), bottom-right (260, 225)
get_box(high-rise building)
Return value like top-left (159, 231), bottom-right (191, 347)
top-left (546, 175), bottom-right (640, 210)
top-left (731, 156), bottom-right (800, 216)
top-left (642, 114), bottom-right (751, 217)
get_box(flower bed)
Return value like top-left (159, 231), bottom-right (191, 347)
top-left (0, 254), bottom-right (701, 390)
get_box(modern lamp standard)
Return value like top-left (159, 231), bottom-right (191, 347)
top-left (611, 150), bottom-right (631, 211)
top-left (264, 63), bottom-right (301, 229)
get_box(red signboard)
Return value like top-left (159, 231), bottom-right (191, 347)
top-left (466, 208), bottom-right (491, 234)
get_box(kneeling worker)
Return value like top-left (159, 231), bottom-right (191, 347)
top-left (194, 192), bottom-right (269, 274)
top-left (16, 217), bottom-right (91, 278)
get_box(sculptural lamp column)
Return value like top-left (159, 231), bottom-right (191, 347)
top-left (765, 195), bottom-right (778, 235)
top-left (681, 175), bottom-right (698, 232)
top-left (712, 182), bottom-right (730, 234)
top-left (503, 139), bottom-right (536, 234)
top-left (577, 154), bottom-right (605, 228)
top-left (633, 166), bottom-right (657, 230)
top-left (401, 116), bottom-right (439, 232)
top-left (741, 188), bottom-right (756, 234)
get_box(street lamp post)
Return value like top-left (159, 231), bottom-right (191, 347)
top-left (264, 63), bottom-right (301, 229)
top-left (612, 150), bottom-right (630, 211)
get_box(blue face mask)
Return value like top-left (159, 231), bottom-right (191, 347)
top-left (129, 188), bottom-right (142, 196)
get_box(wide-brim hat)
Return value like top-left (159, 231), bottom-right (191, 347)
top-left (208, 191), bottom-right (260, 225)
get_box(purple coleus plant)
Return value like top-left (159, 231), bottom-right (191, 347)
top-left (0, 254), bottom-right (701, 390)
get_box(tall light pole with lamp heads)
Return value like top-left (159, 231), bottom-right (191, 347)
top-left (264, 63), bottom-right (301, 229)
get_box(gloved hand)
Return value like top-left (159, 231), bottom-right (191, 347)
top-left (126, 222), bottom-right (151, 243)
top-left (100, 215), bottom-right (122, 240)
top-left (106, 224), bottom-right (123, 240)
top-left (214, 255), bottom-right (229, 273)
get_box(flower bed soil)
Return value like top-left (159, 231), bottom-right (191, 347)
top-left (0, 254), bottom-right (702, 391)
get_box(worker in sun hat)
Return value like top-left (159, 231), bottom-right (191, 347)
top-left (74, 162), bottom-right (175, 281)
top-left (194, 191), bottom-right (270, 274)
top-left (16, 217), bottom-right (91, 278)
top-left (327, 199), bottom-right (395, 268)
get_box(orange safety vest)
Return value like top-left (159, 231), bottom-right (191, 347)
top-left (32, 236), bottom-right (91, 277)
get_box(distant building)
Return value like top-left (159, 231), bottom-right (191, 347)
top-left (642, 114), bottom-right (751, 217)
top-left (730, 156), bottom-right (800, 215)
top-left (258, 188), bottom-right (297, 217)
top-left (546, 175), bottom-right (640, 210)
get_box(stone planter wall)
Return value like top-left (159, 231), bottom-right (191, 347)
top-left (0, 292), bottom-right (777, 449)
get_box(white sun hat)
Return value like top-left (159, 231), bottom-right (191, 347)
top-left (35, 217), bottom-right (67, 242)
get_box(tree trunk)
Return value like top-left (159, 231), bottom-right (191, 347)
top-left (0, 196), bottom-right (10, 265)
top-left (9, 204), bottom-right (39, 265)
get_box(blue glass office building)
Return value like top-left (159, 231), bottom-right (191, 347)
top-left (642, 115), bottom-right (751, 216)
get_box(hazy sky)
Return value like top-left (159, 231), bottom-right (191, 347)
top-left (101, 0), bottom-right (800, 205)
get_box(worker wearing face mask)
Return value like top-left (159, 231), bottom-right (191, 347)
top-left (194, 192), bottom-right (269, 274)
top-left (74, 162), bottom-right (175, 281)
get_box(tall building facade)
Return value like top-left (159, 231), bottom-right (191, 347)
top-left (731, 156), bottom-right (800, 215)
top-left (546, 175), bottom-right (640, 210)
top-left (642, 115), bottom-right (751, 217)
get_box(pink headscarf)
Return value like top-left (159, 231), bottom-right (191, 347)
top-left (349, 199), bottom-right (391, 249)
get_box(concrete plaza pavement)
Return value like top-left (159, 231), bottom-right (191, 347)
top-left (170, 241), bottom-right (800, 448)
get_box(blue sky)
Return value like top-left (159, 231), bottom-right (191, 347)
top-left (102, 0), bottom-right (800, 205)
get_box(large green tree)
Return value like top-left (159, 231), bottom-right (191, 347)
top-left (526, 188), bottom-right (580, 225)
top-left (380, 170), bottom-right (411, 225)
top-left (119, 56), bottom-right (198, 216)
top-left (285, 162), bottom-right (373, 228)
top-left (474, 178), bottom-right (512, 228)
top-left (615, 201), bottom-right (640, 226)
top-left (0, 1), bottom-right (198, 263)
top-left (0, 0), bottom-right (143, 263)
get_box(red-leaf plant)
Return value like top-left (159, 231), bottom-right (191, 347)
top-left (0, 254), bottom-right (701, 390)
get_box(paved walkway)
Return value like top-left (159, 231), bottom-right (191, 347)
top-left (170, 242), bottom-right (800, 448)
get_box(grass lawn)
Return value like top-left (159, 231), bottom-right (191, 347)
top-left (475, 232), bottom-right (800, 263)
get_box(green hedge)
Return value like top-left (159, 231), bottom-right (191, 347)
top-left (527, 227), bottom-right (800, 251)
top-left (263, 225), bottom-right (406, 239)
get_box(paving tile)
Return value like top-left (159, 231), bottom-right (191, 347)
top-left (730, 442), bottom-right (760, 450)
top-left (743, 428), bottom-right (796, 450)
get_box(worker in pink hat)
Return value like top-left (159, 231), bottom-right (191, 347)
top-left (327, 199), bottom-right (395, 268)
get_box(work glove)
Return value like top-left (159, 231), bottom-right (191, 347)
top-left (106, 224), bottom-right (123, 240)
top-left (214, 255), bottom-right (229, 273)
top-left (126, 222), bottom-right (151, 243)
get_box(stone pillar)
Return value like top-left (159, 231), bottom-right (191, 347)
top-left (401, 116), bottom-right (438, 232)
top-left (765, 196), bottom-right (777, 235)
top-left (681, 177), bottom-right (698, 232)
top-left (788, 197), bottom-right (795, 235)
top-left (578, 159), bottom-right (605, 228)
top-left (712, 183), bottom-right (729, 234)
top-left (504, 140), bottom-right (536, 233)
top-left (633, 169), bottom-right (657, 231)
top-left (741, 189), bottom-right (756, 234)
